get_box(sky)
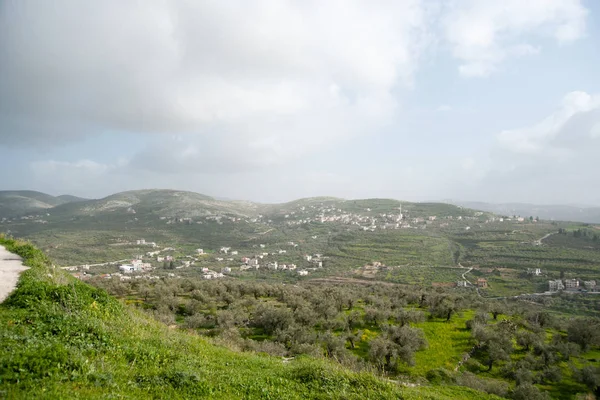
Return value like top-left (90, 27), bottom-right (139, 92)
top-left (1, 0), bottom-right (599, 204)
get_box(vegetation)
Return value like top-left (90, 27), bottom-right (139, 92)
top-left (0, 236), bottom-right (504, 399)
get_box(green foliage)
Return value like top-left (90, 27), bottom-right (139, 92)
top-left (1, 237), bottom-right (505, 399)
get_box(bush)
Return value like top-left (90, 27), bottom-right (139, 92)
top-left (457, 372), bottom-right (509, 397)
top-left (426, 368), bottom-right (456, 384)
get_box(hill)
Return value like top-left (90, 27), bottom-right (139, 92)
top-left (56, 194), bottom-right (88, 203)
top-left (0, 190), bottom-right (80, 218)
top-left (0, 236), bottom-right (499, 399)
top-left (50, 189), bottom-right (259, 219)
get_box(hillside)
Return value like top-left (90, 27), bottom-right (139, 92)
top-left (0, 190), bottom-right (75, 218)
top-left (0, 237), bottom-right (499, 399)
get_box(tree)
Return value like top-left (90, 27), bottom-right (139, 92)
top-left (472, 324), bottom-right (514, 371)
top-left (489, 301), bottom-right (508, 320)
top-left (345, 329), bottom-right (363, 349)
top-left (511, 383), bottom-right (550, 400)
top-left (368, 325), bottom-right (427, 370)
top-left (516, 331), bottom-right (542, 352)
top-left (574, 366), bottom-right (600, 394)
top-left (396, 308), bottom-right (425, 327)
top-left (319, 331), bottom-right (348, 360)
top-left (568, 318), bottom-right (600, 351)
top-left (251, 304), bottom-right (293, 335)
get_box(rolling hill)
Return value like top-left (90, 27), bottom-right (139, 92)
top-left (0, 190), bottom-right (84, 218)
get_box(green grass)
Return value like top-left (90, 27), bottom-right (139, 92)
top-left (404, 311), bottom-right (475, 376)
top-left (0, 236), bottom-right (502, 399)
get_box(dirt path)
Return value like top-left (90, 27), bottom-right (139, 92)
top-left (0, 245), bottom-right (28, 302)
top-left (533, 232), bottom-right (556, 246)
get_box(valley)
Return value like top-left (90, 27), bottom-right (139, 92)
top-left (1, 189), bottom-right (599, 399)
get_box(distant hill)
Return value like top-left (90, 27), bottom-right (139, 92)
top-left (0, 190), bottom-right (84, 218)
top-left (49, 189), bottom-right (260, 219)
top-left (56, 194), bottom-right (88, 203)
top-left (1, 189), bottom-right (491, 221)
top-left (452, 201), bottom-right (600, 224)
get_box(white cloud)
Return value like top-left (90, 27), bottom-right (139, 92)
top-left (457, 90), bottom-right (600, 203)
top-left (497, 91), bottom-right (600, 154)
top-left (444, 0), bottom-right (587, 77)
top-left (0, 0), bottom-right (430, 170)
top-left (436, 104), bottom-right (453, 112)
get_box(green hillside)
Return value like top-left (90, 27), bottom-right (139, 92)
top-left (0, 190), bottom-right (72, 217)
top-left (0, 237), bottom-right (500, 399)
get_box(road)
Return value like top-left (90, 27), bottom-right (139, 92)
top-left (0, 245), bottom-right (28, 303)
top-left (533, 231), bottom-right (556, 246)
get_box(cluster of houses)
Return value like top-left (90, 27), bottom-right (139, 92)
top-left (548, 279), bottom-right (598, 292)
top-left (237, 254), bottom-right (312, 276)
top-left (135, 239), bottom-right (157, 247)
top-left (118, 258), bottom-right (152, 273)
top-left (201, 267), bottom-right (225, 280)
top-left (275, 202), bottom-right (497, 232)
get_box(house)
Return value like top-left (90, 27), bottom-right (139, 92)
top-left (549, 279), bottom-right (565, 291)
top-left (298, 270), bottom-right (309, 276)
top-left (241, 257), bottom-right (250, 264)
top-left (268, 262), bottom-right (278, 270)
top-left (304, 255), bottom-right (312, 261)
top-left (136, 239), bottom-right (146, 245)
top-left (196, 249), bottom-right (204, 255)
top-left (583, 280), bottom-right (597, 290)
top-left (231, 250), bottom-right (238, 255)
top-left (287, 264), bottom-right (297, 270)
top-left (565, 279), bottom-right (579, 290)
top-left (220, 247), bottom-right (230, 254)
top-left (119, 264), bottom-right (141, 274)
top-left (527, 268), bottom-right (542, 276)
top-left (476, 278), bottom-right (488, 288)
top-left (248, 258), bottom-right (259, 267)
top-left (259, 244), bottom-right (266, 248)
top-left (157, 256), bottom-right (165, 262)
top-left (457, 280), bottom-right (469, 287)
top-left (222, 267), bottom-right (231, 273)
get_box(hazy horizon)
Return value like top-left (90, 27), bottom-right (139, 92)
top-left (2, 187), bottom-right (600, 209)
top-left (1, 1), bottom-right (599, 205)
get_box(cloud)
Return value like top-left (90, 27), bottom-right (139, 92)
top-left (0, 0), bottom-right (430, 171)
top-left (458, 91), bottom-right (600, 203)
top-left (497, 91), bottom-right (600, 155)
top-left (436, 105), bottom-right (452, 112)
top-left (443, 0), bottom-right (587, 77)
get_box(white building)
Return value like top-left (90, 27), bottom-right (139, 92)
top-left (196, 249), bottom-right (204, 255)
top-left (549, 280), bottom-right (565, 291)
top-left (298, 270), bottom-right (309, 276)
top-left (565, 279), bottom-right (579, 289)
top-left (119, 264), bottom-right (141, 274)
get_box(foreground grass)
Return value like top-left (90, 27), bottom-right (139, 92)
top-left (0, 236), bottom-right (498, 399)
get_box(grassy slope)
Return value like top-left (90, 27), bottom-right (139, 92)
top-left (0, 237), bottom-right (498, 399)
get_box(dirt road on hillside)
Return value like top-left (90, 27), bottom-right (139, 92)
top-left (0, 245), bottom-right (28, 302)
